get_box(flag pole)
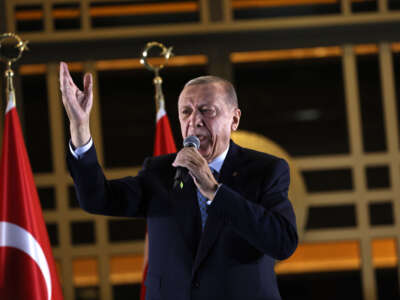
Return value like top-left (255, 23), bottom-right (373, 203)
top-left (154, 75), bottom-right (164, 113)
top-left (5, 66), bottom-right (15, 109)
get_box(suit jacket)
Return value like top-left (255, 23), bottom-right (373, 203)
top-left (67, 140), bottom-right (298, 300)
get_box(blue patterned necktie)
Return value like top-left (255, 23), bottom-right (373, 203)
top-left (197, 190), bottom-right (208, 231)
top-left (197, 168), bottom-right (219, 230)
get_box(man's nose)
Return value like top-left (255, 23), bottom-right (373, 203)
top-left (189, 111), bottom-right (203, 127)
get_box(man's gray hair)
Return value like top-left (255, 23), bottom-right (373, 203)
top-left (184, 75), bottom-right (238, 108)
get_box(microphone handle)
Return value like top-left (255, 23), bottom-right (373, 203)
top-left (173, 166), bottom-right (189, 189)
top-left (173, 135), bottom-right (199, 190)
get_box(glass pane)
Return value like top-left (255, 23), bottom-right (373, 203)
top-left (376, 268), bottom-right (400, 300)
top-left (21, 74), bottom-right (53, 172)
top-left (372, 238), bottom-right (397, 268)
top-left (278, 270), bottom-right (363, 300)
top-left (38, 187), bottom-right (55, 210)
top-left (234, 53), bottom-right (349, 156)
top-left (365, 165), bottom-right (390, 189)
top-left (71, 221), bottom-right (96, 245)
top-left (16, 5), bottom-right (44, 32)
top-left (306, 205), bottom-right (357, 229)
top-left (372, 238), bottom-right (399, 300)
top-left (46, 223), bottom-right (59, 246)
top-left (110, 255), bottom-right (143, 284)
top-left (233, 0), bottom-right (340, 19)
top-left (302, 169), bottom-right (353, 192)
top-left (389, 0), bottom-right (400, 10)
top-left (277, 241), bottom-right (372, 299)
top-left (73, 258), bottom-right (99, 287)
top-left (112, 284), bottom-right (141, 300)
top-left (75, 287), bottom-right (100, 300)
top-left (356, 53), bottom-right (386, 152)
top-left (352, 0), bottom-right (377, 12)
top-left (393, 49), bottom-right (400, 145)
top-left (369, 202), bottom-right (394, 226)
top-left (69, 185), bottom-right (80, 209)
top-left (90, 1), bottom-right (199, 28)
top-left (53, 3), bottom-right (81, 30)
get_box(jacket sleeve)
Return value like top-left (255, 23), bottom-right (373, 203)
top-left (66, 144), bottom-right (149, 217)
top-left (209, 158), bottom-right (298, 260)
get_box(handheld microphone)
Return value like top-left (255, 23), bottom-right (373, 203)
top-left (173, 135), bottom-right (200, 190)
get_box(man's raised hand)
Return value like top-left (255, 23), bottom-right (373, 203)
top-left (59, 62), bottom-right (93, 147)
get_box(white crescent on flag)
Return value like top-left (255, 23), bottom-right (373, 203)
top-left (0, 221), bottom-right (52, 300)
top-left (5, 89), bottom-right (16, 113)
top-left (156, 105), bottom-right (166, 122)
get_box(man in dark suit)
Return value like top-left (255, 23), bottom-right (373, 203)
top-left (60, 62), bottom-right (298, 300)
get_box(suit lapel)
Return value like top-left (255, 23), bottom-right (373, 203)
top-left (192, 141), bottom-right (241, 274)
top-left (169, 176), bottom-right (202, 259)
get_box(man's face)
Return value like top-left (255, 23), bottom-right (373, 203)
top-left (178, 83), bottom-right (241, 162)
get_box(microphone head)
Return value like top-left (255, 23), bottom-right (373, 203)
top-left (183, 135), bottom-right (200, 149)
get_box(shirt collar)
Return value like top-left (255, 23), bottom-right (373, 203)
top-left (208, 144), bottom-right (229, 173)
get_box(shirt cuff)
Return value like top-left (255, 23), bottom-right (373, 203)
top-left (69, 138), bottom-right (93, 159)
top-left (206, 184), bottom-right (222, 205)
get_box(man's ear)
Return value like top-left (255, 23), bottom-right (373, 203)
top-left (231, 108), bottom-right (241, 131)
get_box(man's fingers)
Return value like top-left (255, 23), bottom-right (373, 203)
top-left (83, 73), bottom-right (92, 95)
top-left (60, 64), bottom-right (72, 96)
top-left (59, 62), bottom-right (65, 91)
top-left (61, 73), bottom-right (81, 114)
top-left (173, 153), bottom-right (192, 169)
top-left (62, 73), bottom-right (75, 104)
top-left (188, 171), bottom-right (199, 183)
top-left (173, 148), bottom-right (205, 172)
top-left (61, 71), bottom-right (70, 100)
top-left (83, 73), bottom-right (93, 106)
top-left (59, 61), bottom-right (92, 126)
top-left (62, 62), bottom-right (79, 91)
top-left (60, 61), bottom-right (73, 89)
top-left (59, 62), bottom-right (81, 107)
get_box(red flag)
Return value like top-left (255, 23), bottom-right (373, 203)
top-left (140, 103), bottom-right (176, 300)
top-left (0, 94), bottom-right (64, 300)
top-left (153, 104), bottom-right (177, 156)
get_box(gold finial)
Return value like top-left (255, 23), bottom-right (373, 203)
top-left (0, 33), bottom-right (29, 67)
top-left (140, 41), bottom-right (173, 76)
top-left (0, 33), bottom-right (28, 110)
top-left (141, 42), bottom-right (173, 112)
